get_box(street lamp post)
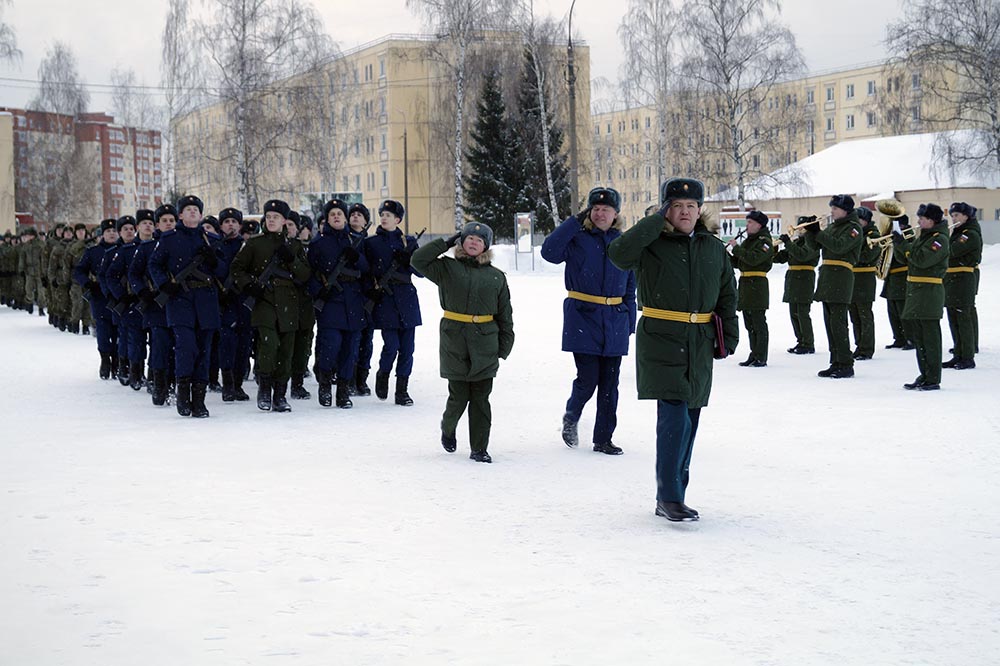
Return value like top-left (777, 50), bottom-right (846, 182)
top-left (396, 110), bottom-right (410, 236)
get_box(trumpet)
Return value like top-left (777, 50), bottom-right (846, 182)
top-left (868, 225), bottom-right (917, 249)
top-left (787, 215), bottom-right (822, 233)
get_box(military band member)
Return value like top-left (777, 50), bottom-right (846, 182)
top-left (774, 219), bottom-right (819, 353)
top-left (728, 210), bottom-right (773, 367)
top-left (942, 202), bottom-right (982, 370)
top-left (412, 222), bottom-right (514, 463)
top-left (849, 207), bottom-right (882, 360)
top-left (73, 219), bottom-right (120, 379)
top-left (881, 214), bottom-right (913, 350)
top-left (805, 195), bottom-right (863, 378)
top-left (896, 204), bottom-right (949, 390)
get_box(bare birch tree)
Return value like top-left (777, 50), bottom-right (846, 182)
top-left (29, 42), bottom-right (89, 116)
top-left (160, 0), bottom-right (203, 199)
top-left (0, 0), bottom-right (19, 64)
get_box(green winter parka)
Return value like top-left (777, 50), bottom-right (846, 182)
top-left (851, 220), bottom-right (882, 303)
top-left (411, 238), bottom-right (514, 382)
top-left (944, 218), bottom-right (982, 307)
top-left (773, 234), bottom-right (819, 304)
top-left (229, 228), bottom-right (311, 333)
top-left (730, 228), bottom-right (774, 311)
top-left (806, 211), bottom-right (863, 304)
top-left (901, 221), bottom-right (950, 320)
top-left (608, 213), bottom-right (739, 408)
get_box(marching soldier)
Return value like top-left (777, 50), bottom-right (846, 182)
top-left (942, 202), bottom-right (982, 370)
top-left (540, 187), bottom-right (636, 455)
top-left (727, 210), bottom-right (773, 367)
top-left (848, 207), bottom-right (882, 360)
top-left (217, 207), bottom-right (253, 402)
top-left (286, 210), bottom-right (315, 401)
top-left (774, 219), bottom-right (819, 354)
top-left (805, 195), bottom-right (863, 379)
top-left (18, 227), bottom-right (45, 316)
top-left (881, 215), bottom-right (913, 350)
top-left (348, 203), bottom-right (374, 396)
top-left (46, 225), bottom-right (72, 331)
top-left (229, 199), bottom-right (311, 413)
top-left (896, 204), bottom-right (950, 390)
top-left (412, 222), bottom-right (514, 463)
top-left (64, 223), bottom-right (93, 335)
top-left (73, 219), bottom-right (120, 378)
top-left (106, 214), bottom-right (151, 390)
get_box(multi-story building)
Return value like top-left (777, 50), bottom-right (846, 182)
top-left (172, 33), bottom-right (592, 236)
top-left (0, 107), bottom-right (162, 231)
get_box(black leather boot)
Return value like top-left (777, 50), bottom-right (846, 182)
top-left (394, 376), bottom-right (413, 406)
top-left (152, 369), bottom-right (167, 406)
top-left (221, 369), bottom-right (236, 402)
top-left (129, 361), bottom-right (144, 391)
top-left (317, 371), bottom-right (333, 407)
top-left (655, 500), bottom-right (699, 522)
top-left (375, 371), bottom-right (390, 400)
top-left (336, 379), bottom-right (353, 409)
top-left (354, 368), bottom-right (371, 396)
top-left (561, 413), bottom-right (579, 448)
top-left (256, 374), bottom-right (273, 411)
top-left (176, 377), bottom-right (193, 417)
top-left (232, 373), bottom-right (250, 401)
top-left (272, 379), bottom-right (291, 412)
top-left (593, 441), bottom-right (624, 455)
top-left (191, 382), bottom-right (210, 418)
top-left (117, 355), bottom-right (130, 386)
top-left (290, 374), bottom-right (311, 400)
top-left (99, 353), bottom-right (112, 380)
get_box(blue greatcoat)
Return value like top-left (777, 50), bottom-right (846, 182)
top-left (219, 235), bottom-right (249, 329)
top-left (128, 236), bottom-right (167, 329)
top-left (106, 240), bottom-right (143, 328)
top-left (148, 224), bottom-right (226, 330)
top-left (541, 215), bottom-right (637, 357)
top-left (309, 225), bottom-right (370, 331)
top-left (364, 226), bottom-right (422, 329)
top-left (73, 239), bottom-right (118, 321)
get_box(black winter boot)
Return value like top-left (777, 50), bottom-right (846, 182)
top-left (38, 305), bottom-right (44, 316)
top-left (336, 379), bottom-right (353, 409)
top-left (221, 369), bottom-right (236, 402)
top-left (355, 368), bottom-right (371, 396)
top-left (176, 377), bottom-right (193, 417)
top-left (394, 376), bottom-right (413, 406)
top-left (290, 374), bottom-right (311, 400)
top-left (272, 379), bottom-right (292, 412)
top-left (441, 430), bottom-right (457, 453)
top-left (82, 323), bottom-right (90, 335)
top-left (129, 361), bottom-right (144, 391)
top-left (118, 356), bottom-right (130, 386)
top-left (469, 450), bottom-right (492, 463)
top-left (375, 371), bottom-right (390, 400)
top-left (99, 353), bottom-right (112, 380)
top-left (152, 369), bottom-right (168, 406)
top-left (256, 374), bottom-right (273, 411)
top-left (561, 413), bottom-right (579, 448)
top-left (593, 441), bottom-right (624, 455)
top-left (70, 320), bottom-right (79, 335)
top-left (191, 382), bottom-right (210, 418)
top-left (109, 354), bottom-right (120, 381)
top-left (317, 371), bottom-right (333, 407)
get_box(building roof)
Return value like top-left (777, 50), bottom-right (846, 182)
top-left (713, 130), bottom-right (1000, 202)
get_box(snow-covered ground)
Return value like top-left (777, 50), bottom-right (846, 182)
top-left (3, 246), bottom-right (999, 665)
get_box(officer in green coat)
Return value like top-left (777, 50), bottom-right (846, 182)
top-left (608, 178), bottom-right (739, 522)
top-left (727, 210), bottom-right (773, 366)
top-left (805, 195), bottom-right (863, 378)
top-left (941, 202), bottom-right (981, 369)
top-left (230, 199), bottom-right (312, 412)
top-left (896, 203), bottom-right (950, 390)
top-left (411, 222), bottom-right (514, 463)
top-left (849, 207), bottom-right (882, 360)
top-left (881, 215), bottom-right (913, 350)
top-left (774, 220), bottom-right (819, 353)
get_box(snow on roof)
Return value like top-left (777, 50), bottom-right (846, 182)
top-left (711, 130), bottom-right (1000, 202)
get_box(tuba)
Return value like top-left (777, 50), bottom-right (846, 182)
top-left (874, 198), bottom-right (905, 279)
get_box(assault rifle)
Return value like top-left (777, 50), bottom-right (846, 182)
top-left (314, 225), bottom-right (371, 313)
top-left (109, 274), bottom-right (132, 316)
top-left (242, 244), bottom-right (294, 312)
top-left (363, 228), bottom-right (425, 315)
top-left (134, 276), bottom-right (158, 314)
top-left (154, 257), bottom-right (213, 307)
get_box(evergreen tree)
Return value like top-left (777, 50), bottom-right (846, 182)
top-left (515, 49), bottom-right (572, 235)
top-left (463, 70), bottom-right (527, 241)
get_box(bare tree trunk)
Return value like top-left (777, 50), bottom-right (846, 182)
top-left (452, 39), bottom-right (467, 230)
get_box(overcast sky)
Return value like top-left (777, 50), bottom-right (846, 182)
top-left (0, 0), bottom-right (902, 114)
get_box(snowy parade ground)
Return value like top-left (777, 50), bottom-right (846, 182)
top-left (2, 245), bottom-right (999, 664)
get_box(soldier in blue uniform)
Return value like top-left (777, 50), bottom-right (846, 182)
top-left (98, 219), bottom-right (131, 384)
top-left (217, 207), bottom-right (252, 402)
top-left (148, 195), bottom-right (227, 418)
top-left (348, 203), bottom-right (374, 396)
top-left (541, 187), bottom-right (636, 455)
top-left (364, 200), bottom-right (422, 406)
top-left (106, 211), bottom-right (155, 390)
top-left (309, 198), bottom-right (370, 408)
top-left (73, 219), bottom-right (119, 379)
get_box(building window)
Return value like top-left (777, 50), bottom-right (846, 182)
top-left (826, 87), bottom-right (834, 102)
top-left (867, 80), bottom-right (876, 96)
top-left (752, 155), bottom-right (760, 168)
top-left (846, 84), bottom-right (854, 99)
top-left (382, 169), bottom-right (387, 187)
top-left (806, 89), bottom-right (814, 104)
top-left (846, 114), bottom-right (855, 130)
top-left (867, 111), bottom-right (876, 127)
top-left (379, 57), bottom-right (385, 77)
top-left (606, 123), bottom-right (611, 134)
top-left (807, 120), bottom-right (814, 134)
top-left (912, 105), bottom-right (921, 121)
top-left (912, 73), bottom-right (921, 89)
top-left (826, 117), bottom-right (834, 132)
top-left (645, 117), bottom-right (651, 128)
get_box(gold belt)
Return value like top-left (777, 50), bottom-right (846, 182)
top-left (740, 271), bottom-right (768, 278)
top-left (822, 260), bottom-right (854, 270)
top-left (889, 267), bottom-right (908, 275)
top-left (442, 310), bottom-right (494, 324)
top-left (907, 276), bottom-right (943, 284)
top-left (853, 266), bottom-right (877, 273)
top-left (788, 265), bottom-right (815, 271)
top-left (946, 267), bottom-right (975, 273)
top-left (642, 306), bottom-right (712, 324)
top-left (567, 290), bottom-right (623, 305)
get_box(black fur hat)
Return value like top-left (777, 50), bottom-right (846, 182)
top-left (136, 209), bottom-right (155, 223)
top-left (73, 222), bottom-right (88, 232)
top-left (176, 194), bottom-right (204, 214)
top-left (218, 207), bottom-right (243, 224)
top-left (287, 210), bottom-right (301, 228)
top-left (201, 215), bottom-right (221, 235)
top-left (746, 210), bottom-right (768, 226)
top-left (299, 215), bottom-right (313, 231)
top-left (587, 187), bottom-right (621, 212)
top-left (240, 219), bottom-right (259, 236)
top-left (154, 204), bottom-right (178, 222)
top-left (460, 221), bottom-right (493, 250)
top-left (855, 207), bottom-right (873, 223)
top-left (379, 199), bottom-right (405, 220)
top-left (949, 202), bottom-right (974, 218)
top-left (897, 214), bottom-right (910, 228)
top-left (348, 203), bottom-right (371, 223)
top-left (116, 215), bottom-right (136, 232)
top-left (323, 198), bottom-right (350, 222)
top-left (99, 218), bottom-right (117, 233)
top-left (922, 203), bottom-right (944, 223)
top-left (660, 178), bottom-right (705, 206)
top-left (828, 194), bottom-right (855, 212)
top-left (263, 199), bottom-right (291, 219)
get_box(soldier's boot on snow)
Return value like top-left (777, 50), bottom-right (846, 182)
top-left (175, 377), bottom-right (193, 417)
top-left (317, 371), bottom-right (333, 407)
top-left (82, 323), bottom-right (90, 335)
top-left (109, 354), bottom-right (119, 381)
top-left (69, 320), bottom-right (79, 334)
top-left (561, 413), bottom-right (579, 448)
top-left (394, 376), bottom-right (413, 406)
top-left (441, 429), bottom-right (457, 453)
top-left (593, 441), bottom-right (624, 455)
top-left (58, 317), bottom-right (67, 332)
top-left (290, 374), bottom-right (311, 400)
top-left (354, 368), bottom-right (371, 396)
top-left (128, 361), bottom-right (144, 391)
top-left (272, 379), bottom-right (292, 413)
top-left (469, 450), bottom-right (492, 463)
top-left (99, 353), bottom-right (113, 380)
top-left (118, 356), bottom-right (130, 386)
top-left (256, 374), bottom-right (273, 411)
top-left (221, 369), bottom-right (236, 402)
top-left (375, 371), bottom-right (390, 400)
top-left (38, 305), bottom-right (44, 316)
top-left (336, 379), bottom-right (353, 409)
top-left (232, 375), bottom-right (250, 401)
top-left (152, 370), bottom-right (168, 406)
top-left (191, 382), bottom-right (210, 418)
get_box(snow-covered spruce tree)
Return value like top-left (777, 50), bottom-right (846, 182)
top-left (462, 70), bottom-right (527, 241)
top-left (515, 48), bottom-right (571, 235)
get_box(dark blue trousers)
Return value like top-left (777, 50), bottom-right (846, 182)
top-left (126, 322), bottom-right (147, 363)
top-left (655, 400), bottom-right (702, 503)
top-left (565, 353), bottom-right (622, 445)
top-left (93, 316), bottom-right (116, 355)
top-left (357, 325), bottom-right (374, 371)
top-left (149, 326), bottom-right (172, 372)
top-left (173, 325), bottom-right (215, 382)
top-left (317, 328), bottom-right (363, 378)
top-left (378, 327), bottom-right (415, 377)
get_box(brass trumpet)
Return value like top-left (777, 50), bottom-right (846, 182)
top-left (786, 215), bottom-right (823, 233)
top-left (868, 225), bottom-right (917, 249)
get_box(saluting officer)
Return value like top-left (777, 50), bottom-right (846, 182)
top-left (849, 207), bottom-right (882, 361)
top-left (774, 218), bottom-right (819, 354)
top-left (942, 202), bottom-right (982, 370)
top-left (728, 210), bottom-right (773, 367)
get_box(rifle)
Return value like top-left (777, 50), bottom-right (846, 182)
top-left (109, 274), bottom-right (132, 316)
top-left (314, 228), bottom-right (369, 313)
top-left (242, 243), bottom-right (294, 311)
top-left (363, 228), bottom-right (425, 314)
top-left (134, 276), bottom-right (158, 314)
top-left (154, 234), bottom-right (214, 307)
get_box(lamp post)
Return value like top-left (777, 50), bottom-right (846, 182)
top-left (395, 109), bottom-right (410, 235)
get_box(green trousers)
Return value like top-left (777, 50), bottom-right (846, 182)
top-left (292, 326), bottom-right (314, 377)
top-left (742, 309), bottom-right (769, 362)
top-left (908, 318), bottom-right (942, 385)
top-left (849, 300), bottom-right (875, 356)
top-left (946, 306), bottom-right (976, 360)
top-left (442, 378), bottom-right (494, 453)
top-left (822, 302), bottom-right (852, 366)
top-left (789, 302), bottom-right (814, 347)
top-left (257, 326), bottom-right (296, 383)
top-left (886, 299), bottom-right (908, 345)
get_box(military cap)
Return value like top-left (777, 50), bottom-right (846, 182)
top-left (201, 215), bottom-right (220, 235)
top-left (116, 215), bottom-right (137, 232)
top-left (379, 199), bottom-right (405, 219)
top-left (136, 209), bottom-right (155, 223)
top-left (922, 203), bottom-right (944, 223)
top-left (949, 202), bottom-right (974, 218)
top-left (348, 203), bottom-right (370, 223)
top-left (897, 214), bottom-right (910, 228)
top-left (99, 218), bottom-right (117, 232)
top-left (660, 178), bottom-right (705, 206)
top-left (154, 204), bottom-right (178, 222)
top-left (240, 219), bottom-right (259, 236)
top-left (218, 207), bottom-right (243, 224)
top-left (587, 187), bottom-right (621, 213)
top-left (460, 221), bottom-right (493, 250)
top-left (855, 207), bottom-right (873, 223)
top-left (828, 194), bottom-right (855, 212)
top-left (287, 210), bottom-right (301, 228)
top-left (746, 210), bottom-right (768, 226)
top-left (22, 226), bottom-right (37, 237)
top-left (176, 194), bottom-right (204, 213)
top-left (263, 199), bottom-right (291, 219)
top-left (299, 214), bottom-right (313, 231)
top-left (323, 198), bottom-right (350, 222)
top-left (73, 223), bottom-right (88, 232)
